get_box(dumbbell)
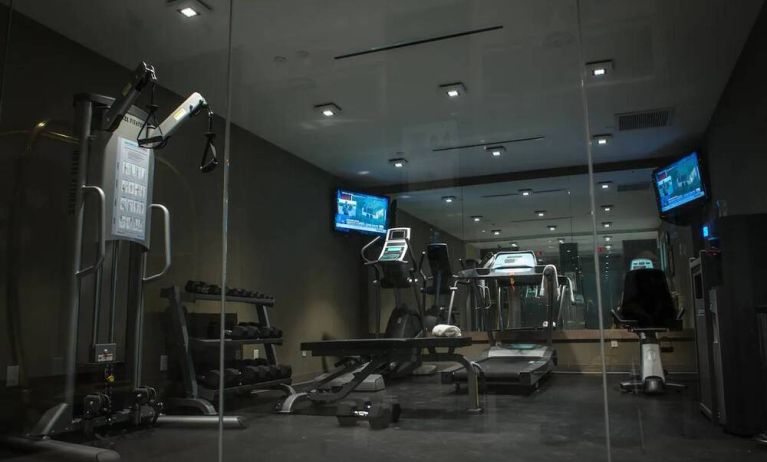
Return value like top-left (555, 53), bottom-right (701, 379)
top-left (230, 325), bottom-right (249, 340)
top-left (236, 322), bottom-right (262, 339)
top-left (185, 280), bottom-right (205, 293)
top-left (197, 368), bottom-right (242, 389)
top-left (240, 365), bottom-right (270, 383)
top-left (247, 322), bottom-right (280, 338)
top-left (335, 399), bottom-right (394, 430)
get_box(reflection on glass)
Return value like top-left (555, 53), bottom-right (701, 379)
top-left (0, 1), bottom-right (228, 461)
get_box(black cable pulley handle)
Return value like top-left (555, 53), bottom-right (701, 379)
top-left (200, 132), bottom-right (219, 173)
top-left (199, 108), bottom-right (219, 173)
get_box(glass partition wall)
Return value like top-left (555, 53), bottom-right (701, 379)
top-left (225, 1), bottom-right (609, 461)
top-left (0, 1), bottom-right (230, 461)
top-left (580, 0), bottom-right (767, 461)
top-left (3, 1), bottom-right (766, 462)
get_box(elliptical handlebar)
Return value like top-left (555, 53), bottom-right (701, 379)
top-left (360, 236), bottom-right (381, 264)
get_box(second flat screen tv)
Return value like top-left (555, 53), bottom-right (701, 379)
top-left (653, 151), bottom-right (706, 214)
top-left (334, 189), bottom-right (388, 235)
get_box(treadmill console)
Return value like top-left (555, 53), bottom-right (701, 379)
top-left (488, 251), bottom-right (538, 274)
top-left (378, 227), bottom-right (410, 262)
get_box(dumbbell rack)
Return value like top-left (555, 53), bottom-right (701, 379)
top-left (162, 286), bottom-right (294, 415)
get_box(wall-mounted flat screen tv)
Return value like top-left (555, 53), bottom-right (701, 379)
top-left (653, 151), bottom-right (707, 214)
top-left (333, 189), bottom-right (388, 235)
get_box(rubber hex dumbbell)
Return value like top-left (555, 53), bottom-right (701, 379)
top-left (230, 325), bottom-right (249, 340)
top-left (237, 322), bottom-right (262, 339)
top-left (335, 399), bottom-right (392, 430)
top-left (198, 369), bottom-right (242, 389)
top-left (185, 280), bottom-right (205, 293)
top-left (240, 365), bottom-right (269, 384)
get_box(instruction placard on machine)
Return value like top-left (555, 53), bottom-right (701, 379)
top-left (114, 137), bottom-right (150, 240)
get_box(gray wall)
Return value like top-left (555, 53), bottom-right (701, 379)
top-left (0, 9), bottom-right (364, 396)
top-left (704, 3), bottom-right (767, 214)
top-left (654, 4), bottom-right (767, 330)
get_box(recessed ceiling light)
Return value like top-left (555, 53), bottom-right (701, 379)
top-left (472, 215), bottom-right (482, 222)
top-left (510, 242), bottom-right (519, 248)
top-left (399, 195), bottom-right (411, 199)
top-left (604, 235), bottom-right (612, 242)
top-left (558, 238), bottom-right (565, 244)
top-left (178, 7), bottom-right (199, 17)
top-left (548, 225), bottom-right (557, 231)
top-left (593, 134), bottom-right (612, 145)
top-left (314, 103), bottom-right (341, 118)
top-left (535, 210), bottom-right (546, 217)
top-left (519, 189), bottom-right (532, 197)
top-left (602, 222), bottom-right (612, 228)
top-left (358, 170), bottom-right (370, 175)
top-left (586, 60), bottom-right (614, 78)
top-left (599, 181), bottom-right (612, 190)
top-left (492, 229), bottom-right (501, 236)
top-left (439, 82), bottom-right (467, 99)
top-left (485, 145), bottom-right (506, 157)
top-left (442, 195), bottom-right (456, 204)
top-left (389, 158), bottom-right (407, 168)
top-left (602, 204), bottom-right (613, 212)
top-left (605, 244), bottom-right (612, 250)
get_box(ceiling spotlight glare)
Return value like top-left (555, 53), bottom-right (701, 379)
top-left (472, 215), bottom-right (482, 222)
top-left (178, 7), bottom-right (199, 17)
top-left (535, 210), bottom-right (546, 217)
top-left (602, 204), bottom-right (613, 212)
top-left (439, 82), bottom-right (467, 98)
top-left (511, 242), bottom-right (519, 248)
top-left (593, 134), bottom-right (612, 146)
top-left (442, 195), bottom-right (456, 204)
top-left (602, 222), bottom-right (612, 228)
top-left (586, 60), bottom-right (614, 78)
top-left (519, 189), bottom-right (532, 197)
top-left (389, 158), bottom-right (408, 168)
top-left (485, 145), bottom-right (506, 157)
top-left (604, 236), bottom-right (612, 242)
top-left (558, 238), bottom-right (565, 244)
top-left (548, 225), bottom-right (557, 231)
top-left (598, 181), bottom-right (612, 190)
top-left (315, 102), bottom-right (342, 118)
top-left (492, 229), bottom-right (501, 236)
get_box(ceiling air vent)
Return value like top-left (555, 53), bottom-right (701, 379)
top-left (616, 108), bottom-right (672, 131)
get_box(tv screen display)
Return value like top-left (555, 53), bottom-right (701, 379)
top-left (334, 190), bottom-right (388, 235)
top-left (653, 152), bottom-right (706, 213)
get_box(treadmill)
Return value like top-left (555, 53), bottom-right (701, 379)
top-left (444, 251), bottom-right (573, 391)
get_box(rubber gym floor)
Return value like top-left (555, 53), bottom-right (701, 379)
top-left (2, 374), bottom-right (764, 462)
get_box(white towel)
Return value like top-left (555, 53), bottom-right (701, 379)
top-left (432, 324), bottom-right (462, 337)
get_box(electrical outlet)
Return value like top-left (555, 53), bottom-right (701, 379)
top-left (160, 355), bottom-right (168, 372)
top-left (6, 365), bottom-right (19, 387)
top-left (252, 349), bottom-right (259, 359)
top-left (610, 340), bottom-right (619, 348)
top-left (302, 350), bottom-right (308, 358)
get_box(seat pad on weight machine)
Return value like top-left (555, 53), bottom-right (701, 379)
top-left (300, 336), bottom-right (472, 357)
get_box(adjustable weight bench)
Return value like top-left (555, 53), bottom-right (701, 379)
top-left (277, 337), bottom-right (482, 414)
